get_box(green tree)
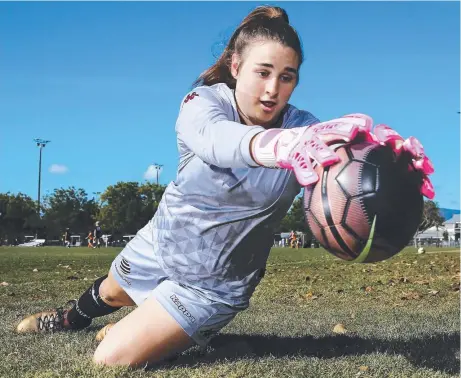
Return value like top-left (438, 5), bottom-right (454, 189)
top-left (98, 181), bottom-right (165, 238)
top-left (0, 192), bottom-right (41, 242)
top-left (278, 196), bottom-right (312, 236)
top-left (418, 200), bottom-right (445, 233)
top-left (41, 187), bottom-right (99, 238)
top-left (414, 200), bottom-right (445, 246)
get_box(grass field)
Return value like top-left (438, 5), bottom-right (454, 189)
top-left (0, 246), bottom-right (459, 377)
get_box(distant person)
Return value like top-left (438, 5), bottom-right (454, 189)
top-left (273, 233), bottom-right (281, 247)
top-left (63, 228), bottom-right (71, 248)
top-left (16, 5), bottom-right (434, 369)
top-left (289, 230), bottom-right (298, 249)
top-left (86, 231), bottom-right (94, 248)
top-left (93, 222), bottom-right (103, 249)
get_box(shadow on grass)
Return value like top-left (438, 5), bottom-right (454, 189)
top-left (169, 332), bottom-right (460, 375)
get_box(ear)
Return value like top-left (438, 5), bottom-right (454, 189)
top-left (230, 53), bottom-right (240, 79)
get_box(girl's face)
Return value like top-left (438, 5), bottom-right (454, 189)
top-left (231, 40), bottom-right (299, 128)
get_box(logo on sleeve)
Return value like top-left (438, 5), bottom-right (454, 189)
top-left (184, 92), bottom-right (199, 104)
top-left (120, 258), bottom-right (131, 275)
top-left (114, 257), bottom-right (132, 285)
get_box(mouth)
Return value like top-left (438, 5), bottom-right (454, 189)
top-left (260, 100), bottom-right (277, 112)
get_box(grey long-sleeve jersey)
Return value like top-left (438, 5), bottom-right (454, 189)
top-left (141, 83), bottom-right (319, 306)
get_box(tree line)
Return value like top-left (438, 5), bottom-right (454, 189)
top-left (0, 182), bottom-right (165, 243)
top-left (0, 181), bottom-right (445, 245)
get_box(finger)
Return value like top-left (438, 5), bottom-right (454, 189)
top-left (293, 158), bottom-right (319, 186)
top-left (277, 145), bottom-right (320, 186)
top-left (341, 113), bottom-right (373, 133)
top-left (413, 155), bottom-right (435, 175)
top-left (367, 132), bottom-right (381, 143)
top-left (314, 122), bottom-right (359, 144)
top-left (421, 176), bottom-right (435, 199)
top-left (403, 136), bottom-right (425, 159)
top-left (374, 124), bottom-right (404, 152)
top-left (306, 136), bottom-right (340, 167)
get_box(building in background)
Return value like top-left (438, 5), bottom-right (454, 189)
top-left (414, 214), bottom-right (460, 246)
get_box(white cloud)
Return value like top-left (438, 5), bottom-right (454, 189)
top-left (143, 165), bottom-right (162, 181)
top-left (49, 164), bottom-right (69, 174)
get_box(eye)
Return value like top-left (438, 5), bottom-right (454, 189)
top-left (281, 75), bottom-right (294, 83)
top-left (257, 71), bottom-right (270, 78)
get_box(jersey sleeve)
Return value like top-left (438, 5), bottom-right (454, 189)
top-left (175, 87), bottom-right (265, 168)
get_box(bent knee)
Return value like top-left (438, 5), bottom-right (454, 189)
top-left (93, 349), bottom-right (120, 366)
top-left (93, 343), bottom-right (125, 367)
top-left (93, 349), bottom-right (113, 366)
top-left (98, 281), bottom-right (118, 303)
top-left (99, 277), bottom-right (134, 307)
top-left (93, 345), bottom-right (142, 368)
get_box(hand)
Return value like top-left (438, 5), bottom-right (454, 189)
top-left (373, 124), bottom-right (435, 199)
top-left (251, 114), bottom-right (373, 186)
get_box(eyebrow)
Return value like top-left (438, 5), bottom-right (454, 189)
top-left (256, 63), bottom-right (298, 75)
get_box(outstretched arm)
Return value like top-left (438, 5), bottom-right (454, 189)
top-left (175, 87), bottom-right (264, 169)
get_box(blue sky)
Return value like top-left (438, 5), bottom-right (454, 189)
top-left (1, 2), bottom-right (459, 209)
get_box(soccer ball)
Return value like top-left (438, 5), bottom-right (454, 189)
top-left (304, 141), bottom-right (424, 263)
top-left (417, 247), bottom-right (426, 255)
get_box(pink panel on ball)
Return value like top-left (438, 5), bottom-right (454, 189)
top-left (335, 224), bottom-right (362, 257)
top-left (336, 160), bottom-right (363, 197)
top-left (327, 167), bottom-right (348, 226)
top-left (307, 181), bottom-right (327, 230)
top-left (323, 226), bottom-right (343, 253)
top-left (348, 142), bottom-right (376, 161)
top-left (307, 214), bottom-right (326, 246)
top-left (345, 197), bottom-right (371, 240)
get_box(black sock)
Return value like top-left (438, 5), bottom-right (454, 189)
top-left (65, 275), bottom-right (121, 329)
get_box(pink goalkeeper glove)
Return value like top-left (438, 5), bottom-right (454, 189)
top-left (372, 124), bottom-right (435, 199)
top-left (251, 114), bottom-right (373, 186)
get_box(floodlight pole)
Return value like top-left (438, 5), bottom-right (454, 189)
top-left (153, 163), bottom-right (163, 186)
top-left (33, 138), bottom-right (50, 216)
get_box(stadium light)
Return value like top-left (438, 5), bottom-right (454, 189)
top-left (153, 163), bottom-right (163, 186)
top-left (33, 138), bottom-right (51, 215)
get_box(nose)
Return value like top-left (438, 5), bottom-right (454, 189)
top-left (265, 78), bottom-right (279, 98)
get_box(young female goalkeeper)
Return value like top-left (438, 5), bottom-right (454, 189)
top-left (16, 5), bottom-right (434, 368)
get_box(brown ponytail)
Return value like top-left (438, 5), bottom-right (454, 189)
top-left (193, 6), bottom-right (303, 89)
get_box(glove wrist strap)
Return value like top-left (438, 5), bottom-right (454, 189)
top-left (251, 129), bottom-right (284, 168)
